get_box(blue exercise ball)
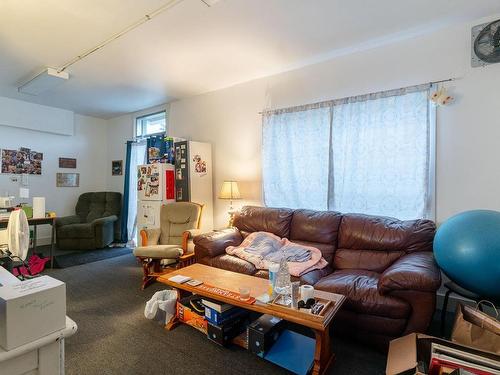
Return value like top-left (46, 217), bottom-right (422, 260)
top-left (434, 210), bottom-right (500, 299)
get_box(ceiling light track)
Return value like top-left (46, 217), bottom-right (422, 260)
top-left (57, 0), bottom-right (186, 73)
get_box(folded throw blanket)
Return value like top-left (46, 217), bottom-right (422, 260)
top-left (226, 231), bottom-right (328, 277)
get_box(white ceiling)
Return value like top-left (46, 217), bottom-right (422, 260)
top-left (1, 0), bottom-right (500, 119)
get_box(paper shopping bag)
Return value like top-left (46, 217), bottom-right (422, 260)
top-left (451, 302), bottom-right (500, 354)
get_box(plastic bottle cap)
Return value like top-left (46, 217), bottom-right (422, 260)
top-left (269, 263), bottom-right (279, 272)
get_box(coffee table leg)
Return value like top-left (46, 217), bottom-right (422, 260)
top-left (164, 289), bottom-right (189, 331)
top-left (313, 328), bottom-right (335, 375)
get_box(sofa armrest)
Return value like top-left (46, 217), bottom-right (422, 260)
top-left (378, 252), bottom-right (441, 295)
top-left (193, 227), bottom-right (243, 258)
top-left (140, 228), bottom-right (161, 246)
top-left (55, 215), bottom-right (81, 227)
top-left (181, 229), bottom-right (203, 255)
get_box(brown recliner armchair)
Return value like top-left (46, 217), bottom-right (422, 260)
top-left (193, 206), bottom-right (441, 349)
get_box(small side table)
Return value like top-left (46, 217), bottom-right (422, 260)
top-left (0, 216), bottom-right (57, 269)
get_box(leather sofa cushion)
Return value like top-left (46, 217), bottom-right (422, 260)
top-left (314, 269), bottom-right (411, 319)
top-left (338, 213), bottom-right (435, 252)
top-left (290, 209), bottom-right (341, 246)
top-left (211, 254), bottom-right (257, 275)
top-left (334, 249), bottom-right (403, 273)
top-left (233, 206), bottom-right (293, 238)
top-left (334, 213), bottom-right (435, 271)
top-left (57, 223), bottom-right (94, 239)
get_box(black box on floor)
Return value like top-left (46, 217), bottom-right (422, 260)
top-left (248, 314), bottom-right (286, 357)
top-left (207, 314), bottom-right (248, 346)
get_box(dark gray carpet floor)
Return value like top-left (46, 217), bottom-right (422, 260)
top-left (31, 244), bottom-right (131, 268)
top-left (45, 253), bottom-right (452, 375)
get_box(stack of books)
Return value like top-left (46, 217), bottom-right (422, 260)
top-left (428, 343), bottom-right (500, 375)
top-left (202, 298), bottom-right (245, 325)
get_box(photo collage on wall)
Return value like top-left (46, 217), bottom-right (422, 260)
top-left (137, 163), bottom-right (160, 198)
top-left (147, 136), bottom-right (175, 164)
top-left (1, 147), bottom-right (43, 174)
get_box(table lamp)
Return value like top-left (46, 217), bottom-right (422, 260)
top-left (219, 181), bottom-right (241, 226)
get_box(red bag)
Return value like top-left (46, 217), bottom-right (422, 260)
top-left (12, 254), bottom-right (49, 277)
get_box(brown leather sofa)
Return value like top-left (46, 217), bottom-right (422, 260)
top-left (193, 206), bottom-right (441, 349)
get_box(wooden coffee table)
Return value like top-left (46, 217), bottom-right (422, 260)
top-left (158, 264), bottom-right (345, 375)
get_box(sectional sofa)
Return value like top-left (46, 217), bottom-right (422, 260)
top-left (193, 206), bottom-right (442, 348)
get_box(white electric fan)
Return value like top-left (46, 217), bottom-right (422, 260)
top-left (0, 209), bottom-right (30, 262)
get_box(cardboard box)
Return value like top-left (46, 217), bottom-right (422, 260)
top-left (248, 314), bottom-right (286, 357)
top-left (207, 314), bottom-right (248, 346)
top-left (386, 333), bottom-right (500, 375)
top-left (176, 297), bottom-right (207, 334)
top-left (0, 276), bottom-right (66, 350)
top-left (204, 305), bottom-right (246, 325)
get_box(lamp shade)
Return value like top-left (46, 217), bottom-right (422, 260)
top-left (219, 181), bottom-right (241, 200)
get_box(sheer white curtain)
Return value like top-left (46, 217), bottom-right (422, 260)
top-left (127, 141), bottom-right (147, 244)
top-left (262, 85), bottom-right (434, 220)
top-left (262, 106), bottom-right (332, 210)
top-left (330, 90), bottom-right (432, 219)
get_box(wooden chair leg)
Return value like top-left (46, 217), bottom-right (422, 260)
top-left (138, 257), bottom-right (159, 290)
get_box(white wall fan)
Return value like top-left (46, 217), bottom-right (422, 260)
top-left (0, 209), bottom-right (30, 262)
top-left (472, 19), bottom-right (500, 67)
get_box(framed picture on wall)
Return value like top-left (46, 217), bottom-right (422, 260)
top-left (56, 173), bottom-right (80, 187)
top-left (112, 160), bottom-right (123, 176)
top-left (59, 157), bottom-right (77, 168)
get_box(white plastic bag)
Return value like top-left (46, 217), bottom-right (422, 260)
top-left (144, 289), bottom-right (178, 324)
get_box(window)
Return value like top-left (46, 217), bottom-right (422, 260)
top-left (135, 111), bottom-right (166, 138)
top-left (262, 85), bottom-right (435, 220)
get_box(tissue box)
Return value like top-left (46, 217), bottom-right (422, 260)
top-left (0, 276), bottom-right (66, 350)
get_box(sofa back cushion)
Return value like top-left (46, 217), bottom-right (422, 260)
top-left (233, 206), bottom-right (293, 238)
top-left (289, 209), bottom-right (342, 264)
top-left (76, 192), bottom-right (122, 223)
top-left (334, 213), bottom-right (435, 272)
top-left (75, 192), bottom-right (123, 241)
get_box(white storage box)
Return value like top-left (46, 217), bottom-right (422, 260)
top-left (0, 276), bottom-right (66, 350)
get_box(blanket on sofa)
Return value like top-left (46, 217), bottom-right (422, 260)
top-left (225, 231), bottom-right (328, 276)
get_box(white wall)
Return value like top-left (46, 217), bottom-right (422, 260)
top-left (0, 100), bottom-right (108, 242)
top-left (106, 14), bottom-right (500, 230)
top-left (166, 14), bottom-right (500, 229)
top-left (106, 114), bottom-right (133, 194)
top-left (0, 96), bottom-right (74, 136)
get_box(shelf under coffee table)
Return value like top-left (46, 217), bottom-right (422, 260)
top-left (158, 263), bottom-right (345, 375)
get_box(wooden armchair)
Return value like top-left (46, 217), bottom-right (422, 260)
top-left (133, 202), bottom-right (202, 289)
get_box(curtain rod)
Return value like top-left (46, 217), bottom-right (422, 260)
top-left (258, 78), bottom-right (457, 115)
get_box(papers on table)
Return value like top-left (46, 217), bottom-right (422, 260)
top-left (167, 275), bottom-right (192, 284)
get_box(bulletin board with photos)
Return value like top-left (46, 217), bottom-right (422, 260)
top-left (1, 147), bottom-right (43, 174)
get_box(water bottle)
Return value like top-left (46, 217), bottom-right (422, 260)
top-left (274, 251), bottom-right (291, 305)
